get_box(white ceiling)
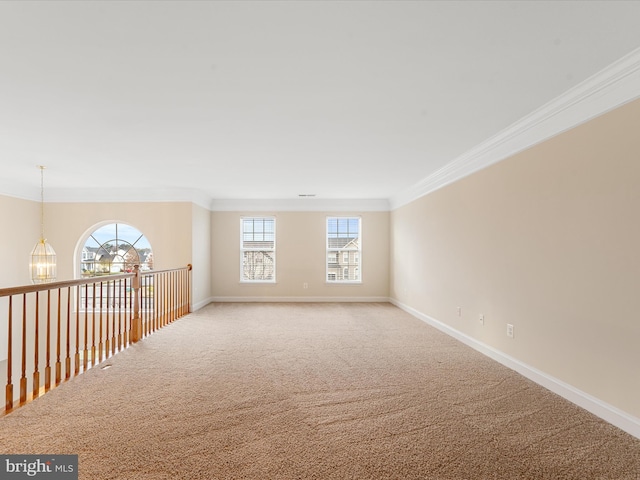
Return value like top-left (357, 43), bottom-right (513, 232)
top-left (2, 1), bottom-right (640, 209)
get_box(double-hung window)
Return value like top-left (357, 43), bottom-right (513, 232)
top-left (326, 217), bottom-right (361, 283)
top-left (241, 217), bottom-right (276, 282)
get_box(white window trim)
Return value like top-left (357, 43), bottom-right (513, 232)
top-left (326, 216), bottom-right (362, 284)
top-left (240, 216), bottom-right (276, 283)
top-left (75, 221), bottom-right (154, 312)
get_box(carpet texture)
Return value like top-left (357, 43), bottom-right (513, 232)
top-left (1, 302), bottom-right (639, 479)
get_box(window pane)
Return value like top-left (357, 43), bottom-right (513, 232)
top-left (326, 217), bottom-right (361, 282)
top-left (241, 217), bottom-right (276, 282)
top-left (242, 251), bottom-right (275, 281)
top-left (81, 223), bottom-right (153, 277)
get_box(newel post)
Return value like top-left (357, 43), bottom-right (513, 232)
top-left (130, 265), bottom-right (142, 343)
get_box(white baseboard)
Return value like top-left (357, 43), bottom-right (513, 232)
top-left (210, 296), bottom-right (391, 303)
top-left (191, 297), bottom-right (215, 312)
top-left (390, 299), bottom-right (640, 441)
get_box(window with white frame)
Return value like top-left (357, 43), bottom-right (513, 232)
top-left (77, 222), bottom-right (154, 312)
top-left (80, 223), bottom-right (153, 277)
top-left (241, 217), bottom-right (275, 282)
top-left (326, 217), bottom-right (361, 282)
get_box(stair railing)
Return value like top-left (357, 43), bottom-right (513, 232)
top-left (1, 264), bottom-right (192, 414)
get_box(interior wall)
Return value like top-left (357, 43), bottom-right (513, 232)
top-left (211, 210), bottom-right (390, 300)
top-left (0, 194), bottom-right (40, 289)
top-left (192, 203), bottom-right (212, 309)
top-left (46, 202), bottom-right (194, 280)
top-left (390, 98), bottom-right (640, 419)
top-left (0, 195), bottom-right (39, 363)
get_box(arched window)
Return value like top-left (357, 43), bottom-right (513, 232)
top-left (80, 223), bottom-right (153, 277)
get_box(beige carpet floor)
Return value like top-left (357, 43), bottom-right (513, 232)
top-left (1, 302), bottom-right (639, 479)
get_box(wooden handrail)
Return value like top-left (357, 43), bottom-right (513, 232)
top-left (0, 264), bottom-right (193, 300)
top-left (0, 272), bottom-right (135, 298)
top-left (3, 264), bottom-right (192, 415)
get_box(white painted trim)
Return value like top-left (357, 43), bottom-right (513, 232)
top-left (211, 296), bottom-right (390, 303)
top-left (390, 46), bottom-right (640, 210)
top-left (48, 187), bottom-right (214, 210)
top-left (390, 299), bottom-right (640, 441)
top-left (191, 297), bottom-right (215, 312)
top-left (0, 182), bottom-right (38, 203)
top-left (210, 198), bottom-right (390, 212)
top-left (0, 189), bottom-right (390, 213)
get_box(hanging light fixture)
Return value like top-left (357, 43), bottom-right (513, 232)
top-left (30, 165), bottom-right (57, 284)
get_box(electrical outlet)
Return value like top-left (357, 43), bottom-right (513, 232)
top-left (303, 282), bottom-right (308, 289)
top-left (506, 323), bottom-right (514, 338)
top-left (479, 314), bottom-right (484, 325)
top-left (457, 307), bottom-right (462, 317)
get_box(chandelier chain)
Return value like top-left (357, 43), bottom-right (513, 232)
top-left (39, 165), bottom-right (45, 241)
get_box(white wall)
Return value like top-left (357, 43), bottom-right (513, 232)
top-left (192, 203), bottom-right (212, 309)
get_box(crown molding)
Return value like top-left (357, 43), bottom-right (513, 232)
top-left (0, 182), bottom-right (36, 203)
top-left (209, 198), bottom-right (390, 212)
top-left (0, 186), bottom-right (389, 213)
top-left (49, 187), bottom-right (214, 210)
top-left (390, 46), bottom-right (640, 210)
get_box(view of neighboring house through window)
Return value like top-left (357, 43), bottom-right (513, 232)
top-left (241, 217), bottom-right (275, 282)
top-left (327, 217), bottom-right (361, 282)
top-left (77, 223), bottom-right (154, 313)
top-left (80, 223), bottom-right (153, 277)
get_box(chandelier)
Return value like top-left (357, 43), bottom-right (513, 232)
top-left (30, 165), bottom-right (57, 284)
